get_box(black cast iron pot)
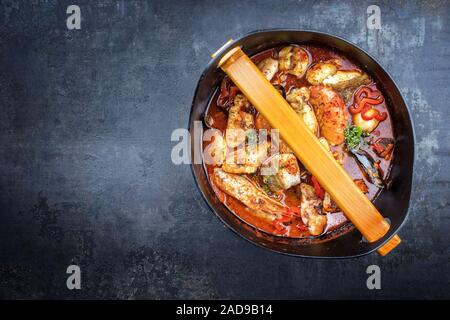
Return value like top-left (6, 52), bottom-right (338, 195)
top-left (189, 30), bottom-right (414, 258)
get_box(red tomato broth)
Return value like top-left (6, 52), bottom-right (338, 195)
top-left (202, 45), bottom-right (394, 239)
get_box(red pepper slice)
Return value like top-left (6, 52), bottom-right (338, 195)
top-left (361, 107), bottom-right (387, 121)
top-left (354, 87), bottom-right (373, 103)
top-left (374, 111), bottom-right (387, 121)
top-left (349, 103), bottom-right (364, 114)
top-left (350, 94), bottom-right (383, 114)
top-left (311, 176), bottom-right (325, 200)
top-left (361, 106), bottom-right (376, 120)
top-left (354, 86), bottom-right (383, 103)
top-left (350, 87), bottom-right (386, 122)
top-left (277, 215), bottom-right (292, 223)
top-left (360, 96), bottom-right (384, 106)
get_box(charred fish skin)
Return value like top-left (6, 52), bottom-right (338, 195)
top-left (351, 149), bottom-right (384, 188)
top-left (323, 70), bottom-right (370, 92)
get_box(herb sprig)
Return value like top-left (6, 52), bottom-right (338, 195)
top-left (344, 125), bottom-right (368, 150)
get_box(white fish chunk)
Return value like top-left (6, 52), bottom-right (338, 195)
top-left (257, 57), bottom-right (279, 81)
top-left (261, 153), bottom-right (301, 192)
top-left (299, 183), bottom-right (327, 235)
top-left (212, 168), bottom-right (286, 222)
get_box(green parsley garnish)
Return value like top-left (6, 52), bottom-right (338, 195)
top-left (344, 125), bottom-right (368, 150)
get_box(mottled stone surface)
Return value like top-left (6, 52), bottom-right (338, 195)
top-left (0, 0), bottom-right (448, 299)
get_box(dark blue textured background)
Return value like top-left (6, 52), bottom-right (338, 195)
top-left (0, 0), bottom-right (448, 299)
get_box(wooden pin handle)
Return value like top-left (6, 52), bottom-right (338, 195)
top-left (377, 235), bottom-right (401, 256)
top-left (216, 45), bottom-right (400, 255)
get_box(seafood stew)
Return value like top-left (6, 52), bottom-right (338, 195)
top-left (202, 44), bottom-right (395, 240)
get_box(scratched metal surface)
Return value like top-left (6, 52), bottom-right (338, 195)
top-left (0, 0), bottom-right (448, 299)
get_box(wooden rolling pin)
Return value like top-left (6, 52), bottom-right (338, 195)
top-left (212, 43), bottom-right (400, 256)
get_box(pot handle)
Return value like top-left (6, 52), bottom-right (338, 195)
top-left (211, 39), bottom-right (234, 59)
